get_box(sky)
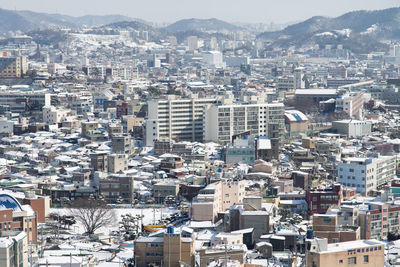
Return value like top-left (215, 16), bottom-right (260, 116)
top-left (0, 0), bottom-right (399, 24)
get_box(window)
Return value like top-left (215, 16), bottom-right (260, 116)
top-left (339, 259), bottom-right (343, 263)
top-left (323, 217), bottom-right (332, 224)
top-left (363, 255), bottom-right (368, 263)
top-left (348, 257), bottom-right (356, 264)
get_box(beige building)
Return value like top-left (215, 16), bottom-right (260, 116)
top-left (199, 244), bottom-right (247, 267)
top-left (134, 230), bottom-right (195, 267)
top-left (81, 121), bottom-right (100, 139)
top-left (191, 180), bottom-right (246, 222)
top-left (0, 56), bottom-right (28, 78)
top-left (108, 154), bottom-right (128, 173)
top-left (306, 239), bottom-right (384, 267)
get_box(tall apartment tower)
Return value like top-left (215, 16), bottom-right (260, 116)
top-left (203, 102), bottom-right (285, 157)
top-left (145, 96), bottom-right (219, 146)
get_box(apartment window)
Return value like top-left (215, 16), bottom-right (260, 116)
top-left (323, 217), bottom-right (331, 224)
top-left (349, 169), bottom-right (354, 172)
top-left (339, 259), bottom-right (343, 263)
top-left (363, 255), bottom-right (369, 263)
top-left (348, 257), bottom-right (356, 264)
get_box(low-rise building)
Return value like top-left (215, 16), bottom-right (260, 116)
top-left (306, 239), bottom-right (384, 267)
top-left (134, 228), bottom-right (195, 267)
top-left (332, 120), bottom-right (372, 137)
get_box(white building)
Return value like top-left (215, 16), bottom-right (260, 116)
top-left (42, 105), bottom-right (70, 124)
top-left (187, 36), bottom-right (199, 50)
top-left (145, 96), bottom-right (219, 146)
top-left (203, 102), bottom-right (284, 156)
top-left (0, 92), bottom-right (51, 113)
top-left (0, 119), bottom-right (14, 137)
top-left (202, 51), bottom-right (225, 68)
top-left (0, 231), bottom-right (27, 267)
top-left (332, 120), bottom-right (372, 137)
top-left (338, 156), bottom-right (397, 195)
top-left (335, 92), bottom-right (364, 118)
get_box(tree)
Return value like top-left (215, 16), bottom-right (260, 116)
top-left (70, 198), bottom-right (115, 235)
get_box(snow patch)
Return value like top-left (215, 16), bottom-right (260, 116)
top-left (334, 29), bottom-right (351, 37)
top-left (361, 24), bottom-right (378, 35)
top-left (314, 32), bottom-right (337, 37)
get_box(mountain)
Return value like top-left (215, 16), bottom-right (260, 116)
top-left (257, 7), bottom-right (400, 53)
top-left (0, 9), bottom-right (36, 33)
top-left (165, 18), bottom-right (242, 32)
top-left (259, 8), bottom-right (400, 40)
top-left (0, 8), bottom-right (148, 34)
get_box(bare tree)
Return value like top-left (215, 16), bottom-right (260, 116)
top-left (70, 198), bottom-right (115, 235)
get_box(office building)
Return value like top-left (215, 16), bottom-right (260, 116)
top-left (0, 92), bottom-right (51, 113)
top-left (338, 156), bottom-right (397, 195)
top-left (0, 56), bottom-right (27, 78)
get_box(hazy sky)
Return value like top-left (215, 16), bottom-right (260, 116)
top-left (1, 0), bottom-right (399, 24)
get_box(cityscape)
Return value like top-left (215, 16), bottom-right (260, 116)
top-left (1, 2), bottom-right (400, 267)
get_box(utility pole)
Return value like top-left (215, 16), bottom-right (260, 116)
top-left (168, 233), bottom-right (171, 267)
top-left (29, 243), bottom-right (32, 267)
top-left (224, 242), bottom-right (228, 267)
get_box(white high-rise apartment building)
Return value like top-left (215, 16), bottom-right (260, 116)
top-left (202, 51), bottom-right (225, 68)
top-left (338, 156), bottom-right (397, 195)
top-left (203, 102), bottom-right (285, 157)
top-left (187, 36), bottom-right (199, 51)
top-left (145, 96), bottom-right (219, 146)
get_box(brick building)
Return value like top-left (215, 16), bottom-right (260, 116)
top-left (306, 184), bottom-right (342, 215)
